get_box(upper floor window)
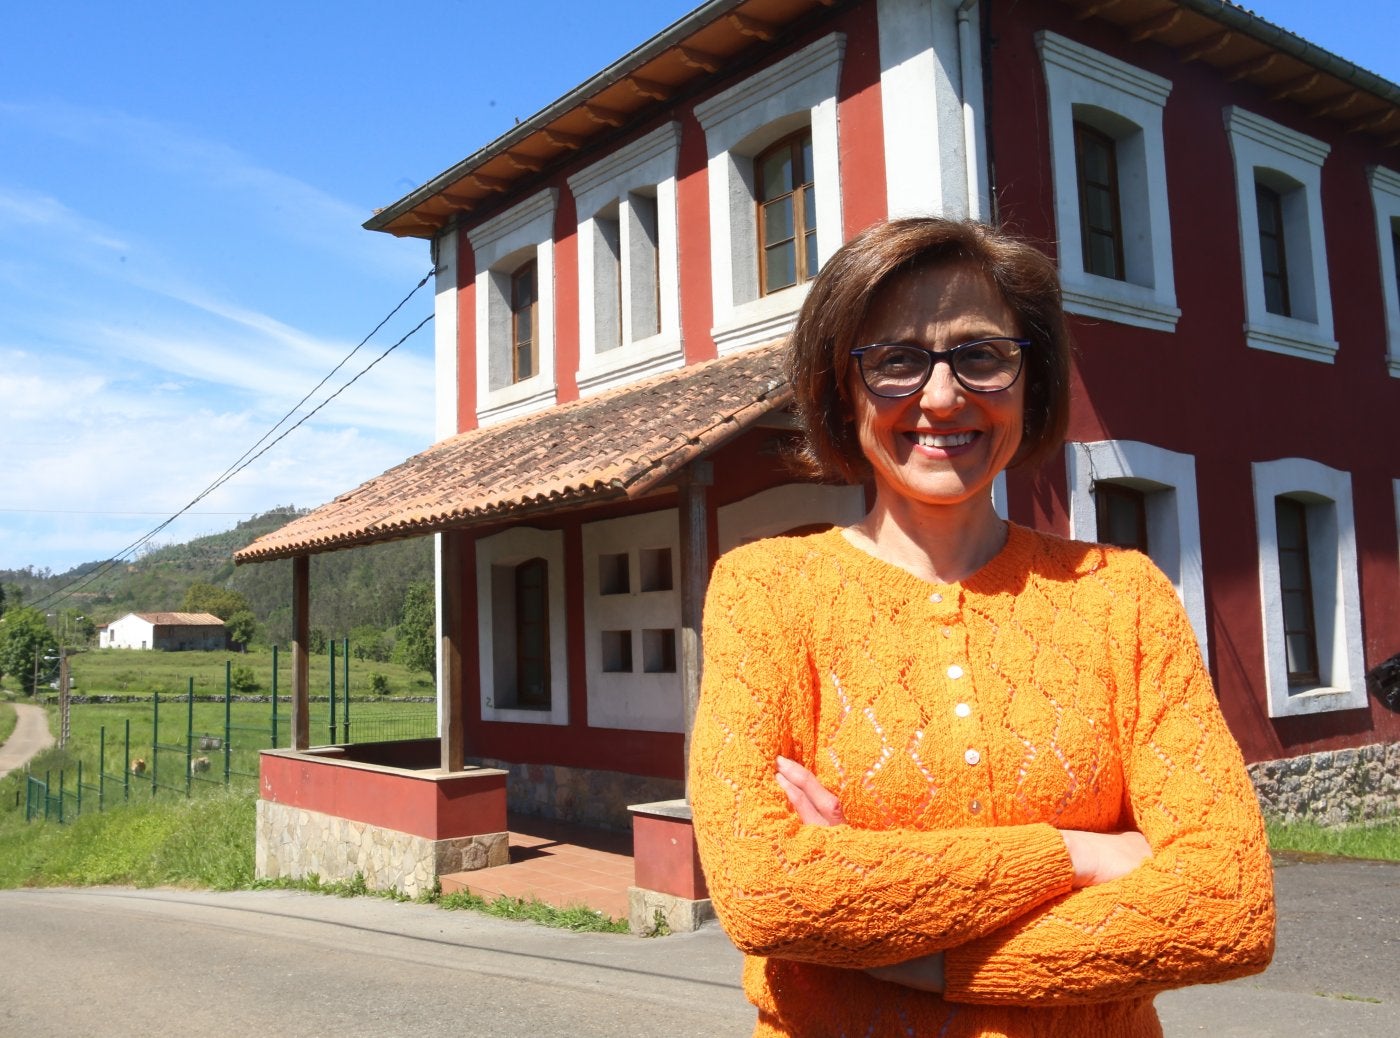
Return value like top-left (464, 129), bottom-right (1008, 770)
top-left (1037, 32), bottom-right (1178, 333)
top-left (1251, 458), bottom-right (1365, 717)
top-left (757, 130), bottom-right (818, 295)
top-left (567, 123), bottom-right (682, 395)
top-left (695, 33), bottom-right (845, 353)
top-left (510, 260), bottom-right (538, 383)
top-left (1074, 121), bottom-right (1125, 281)
top-left (1224, 107), bottom-right (1335, 363)
top-left (1366, 164), bottom-right (1400, 377)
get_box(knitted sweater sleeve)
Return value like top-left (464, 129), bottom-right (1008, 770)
top-left (689, 548), bottom-right (1076, 968)
top-left (940, 556), bottom-right (1276, 1004)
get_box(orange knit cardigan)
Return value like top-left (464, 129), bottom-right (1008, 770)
top-left (689, 524), bottom-right (1275, 1038)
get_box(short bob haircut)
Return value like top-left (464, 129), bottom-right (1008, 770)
top-left (787, 217), bottom-right (1071, 484)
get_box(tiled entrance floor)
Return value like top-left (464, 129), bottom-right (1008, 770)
top-left (440, 813), bottom-right (635, 922)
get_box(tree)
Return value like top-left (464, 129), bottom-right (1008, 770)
top-left (395, 581), bottom-right (436, 677)
top-left (227, 610), bottom-right (257, 652)
top-left (182, 582), bottom-right (251, 621)
top-left (0, 607), bottom-right (60, 696)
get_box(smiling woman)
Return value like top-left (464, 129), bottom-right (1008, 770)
top-left (688, 217), bottom-right (1275, 1038)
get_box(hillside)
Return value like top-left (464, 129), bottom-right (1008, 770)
top-left (0, 509), bottom-right (433, 642)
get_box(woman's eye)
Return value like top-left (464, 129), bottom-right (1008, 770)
top-left (875, 349), bottom-right (923, 373)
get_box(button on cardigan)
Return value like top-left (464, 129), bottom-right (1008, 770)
top-left (689, 524), bottom-right (1275, 1038)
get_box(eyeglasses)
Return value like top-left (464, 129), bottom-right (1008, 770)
top-left (849, 338), bottom-right (1031, 398)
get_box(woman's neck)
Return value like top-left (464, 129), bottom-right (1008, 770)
top-left (846, 492), bottom-right (1008, 585)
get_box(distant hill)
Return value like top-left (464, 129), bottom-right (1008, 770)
top-left (0, 508), bottom-right (433, 643)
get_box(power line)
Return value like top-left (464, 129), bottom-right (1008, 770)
top-left (25, 272), bottom-right (437, 613)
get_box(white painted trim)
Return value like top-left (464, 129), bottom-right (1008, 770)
top-left (717, 483), bottom-right (866, 554)
top-left (1037, 31), bottom-right (1179, 333)
top-left (580, 511), bottom-right (683, 733)
top-left (432, 230), bottom-right (460, 441)
top-left (1251, 458), bottom-right (1366, 717)
top-left (465, 190), bottom-right (559, 425)
top-left (695, 33), bottom-right (845, 354)
top-left (475, 527), bottom-right (569, 725)
top-left (877, 0), bottom-right (968, 218)
top-left (1224, 107), bottom-right (1336, 362)
top-left (1065, 440), bottom-right (1208, 660)
top-left (1367, 165), bottom-right (1400, 377)
top-left (433, 532), bottom-right (445, 738)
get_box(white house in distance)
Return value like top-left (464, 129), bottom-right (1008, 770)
top-left (100, 612), bottom-right (227, 651)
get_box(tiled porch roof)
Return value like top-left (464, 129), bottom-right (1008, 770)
top-left (235, 343), bottom-right (790, 563)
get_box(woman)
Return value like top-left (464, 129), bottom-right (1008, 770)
top-left (688, 218), bottom-right (1275, 1037)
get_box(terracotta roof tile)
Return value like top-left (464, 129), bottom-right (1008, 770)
top-left (132, 612), bottom-right (226, 626)
top-left (236, 342), bottom-right (791, 563)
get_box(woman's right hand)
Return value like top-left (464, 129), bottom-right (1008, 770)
top-left (1061, 829), bottom-right (1152, 888)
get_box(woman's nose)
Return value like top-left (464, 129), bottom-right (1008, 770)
top-left (919, 360), bottom-right (965, 412)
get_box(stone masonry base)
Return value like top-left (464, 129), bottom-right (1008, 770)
top-left (1248, 740), bottom-right (1400, 826)
top-left (628, 886), bottom-right (715, 936)
top-left (473, 756), bottom-right (683, 831)
top-left (256, 800), bottom-right (508, 898)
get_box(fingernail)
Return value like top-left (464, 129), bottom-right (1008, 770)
top-left (775, 755), bottom-right (793, 769)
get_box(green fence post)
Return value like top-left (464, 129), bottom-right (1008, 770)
top-left (76, 760), bottom-right (83, 818)
top-left (152, 692), bottom-right (159, 797)
top-left (58, 769), bottom-right (65, 823)
top-left (271, 645), bottom-right (279, 749)
top-left (186, 676), bottom-right (195, 797)
top-left (328, 638), bottom-right (337, 744)
top-left (342, 637), bottom-right (350, 743)
top-left (224, 659), bottom-right (233, 784)
top-left (123, 718), bottom-right (131, 802)
top-left (44, 769), bottom-right (51, 820)
top-left (98, 726), bottom-right (106, 811)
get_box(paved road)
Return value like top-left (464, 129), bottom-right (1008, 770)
top-left (2, 855), bottom-right (1396, 1037)
top-left (0, 702), bottom-right (53, 779)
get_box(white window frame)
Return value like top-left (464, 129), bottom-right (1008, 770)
top-left (475, 526), bottom-right (569, 726)
top-left (465, 189), bottom-right (558, 426)
top-left (432, 228), bottom-right (461, 440)
top-left (1066, 440), bottom-right (1208, 660)
top-left (694, 33), bottom-right (845, 354)
top-left (1251, 458), bottom-right (1365, 717)
top-left (1037, 31), bottom-right (1178, 333)
top-left (1367, 164), bottom-right (1400, 377)
top-left (1224, 107), bottom-right (1335, 362)
top-left (567, 123), bottom-right (683, 395)
top-left (581, 511), bottom-right (682, 733)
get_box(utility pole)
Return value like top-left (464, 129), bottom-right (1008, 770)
top-left (58, 651), bottom-right (71, 747)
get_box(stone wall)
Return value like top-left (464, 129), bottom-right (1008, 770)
top-left (1248, 741), bottom-right (1400, 826)
top-left (256, 800), bottom-right (507, 897)
top-left (472, 757), bottom-right (683, 831)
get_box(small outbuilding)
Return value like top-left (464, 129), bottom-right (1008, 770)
top-left (100, 612), bottom-right (227, 651)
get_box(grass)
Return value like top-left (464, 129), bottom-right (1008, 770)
top-left (1266, 816), bottom-right (1400, 861)
top-left (0, 701), bottom-right (16, 747)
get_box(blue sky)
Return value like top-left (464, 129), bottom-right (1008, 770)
top-left (1, 1), bottom-right (1394, 576)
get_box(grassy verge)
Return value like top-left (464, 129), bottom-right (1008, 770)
top-left (1267, 817), bottom-right (1400, 861)
top-left (0, 702), bottom-right (16, 747)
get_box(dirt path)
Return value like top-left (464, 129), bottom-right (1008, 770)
top-left (0, 702), bottom-right (55, 778)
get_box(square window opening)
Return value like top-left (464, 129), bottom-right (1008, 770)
top-left (602, 630), bottom-right (633, 673)
top-left (598, 552), bottom-right (630, 595)
top-left (642, 628), bottom-right (677, 673)
top-left (639, 547), bottom-right (673, 592)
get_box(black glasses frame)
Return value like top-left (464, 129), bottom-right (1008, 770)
top-left (849, 338), bottom-right (1032, 398)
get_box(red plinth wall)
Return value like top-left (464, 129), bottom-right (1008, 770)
top-left (630, 801), bottom-right (709, 900)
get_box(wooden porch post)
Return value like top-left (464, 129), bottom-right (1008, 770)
top-left (291, 554), bottom-right (310, 751)
top-left (439, 530), bottom-right (466, 773)
top-left (677, 461), bottom-right (713, 800)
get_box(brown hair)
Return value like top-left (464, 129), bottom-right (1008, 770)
top-left (786, 217), bottom-right (1071, 483)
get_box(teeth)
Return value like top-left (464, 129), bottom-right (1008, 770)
top-left (914, 431), bottom-right (975, 448)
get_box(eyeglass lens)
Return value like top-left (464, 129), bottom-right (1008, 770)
top-left (856, 339), bottom-right (1025, 397)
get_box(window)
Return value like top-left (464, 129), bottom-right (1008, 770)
top-left (464, 189), bottom-right (558, 425)
top-left (1095, 482), bottom-right (1148, 553)
top-left (695, 33), bottom-right (845, 353)
top-left (510, 261), bottom-right (538, 382)
top-left (1273, 497), bottom-right (1319, 687)
top-left (1066, 440), bottom-right (1208, 659)
top-left (757, 130), bottom-right (817, 295)
top-left (1225, 108), bottom-right (1335, 362)
top-left (1366, 165), bottom-right (1400, 376)
top-left (1075, 121), bottom-right (1125, 280)
top-left (581, 511), bottom-right (682, 732)
top-left (475, 527), bottom-right (568, 724)
top-left (1251, 458), bottom-right (1365, 716)
top-left (1037, 32), bottom-right (1178, 332)
top-left (567, 123), bottom-right (682, 394)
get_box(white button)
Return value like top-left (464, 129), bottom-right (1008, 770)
top-left (954, 703), bottom-right (971, 718)
top-left (964, 748), bottom-right (981, 766)
top-left (947, 664), bottom-right (964, 680)
top-left (941, 627), bottom-right (952, 638)
top-left (969, 800), bottom-right (982, 814)
top-left (929, 592), bottom-right (943, 604)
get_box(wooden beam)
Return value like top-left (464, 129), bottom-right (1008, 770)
top-left (502, 152), bottom-right (545, 173)
top-left (1128, 8), bottom-right (1181, 43)
top-left (728, 11), bottom-right (776, 40)
top-left (439, 531), bottom-right (466, 773)
top-left (467, 172), bottom-right (512, 193)
top-left (678, 45), bottom-right (721, 73)
top-left (1311, 90), bottom-right (1362, 118)
top-left (543, 127), bottom-right (588, 150)
top-left (1270, 70), bottom-right (1320, 101)
top-left (677, 461), bottom-right (713, 802)
top-left (625, 75), bottom-right (671, 101)
top-left (582, 102), bottom-right (626, 127)
top-left (291, 555), bottom-right (310, 751)
top-left (1179, 31), bottom-right (1232, 64)
top-left (1226, 52), bottom-right (1279, 82)
top-left (439, 189), bottom-right (478, 211)
top-left (1350, 108), bottom-right (1398, 135)
top-left (1074, 0), bottom-right (1125, 21)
